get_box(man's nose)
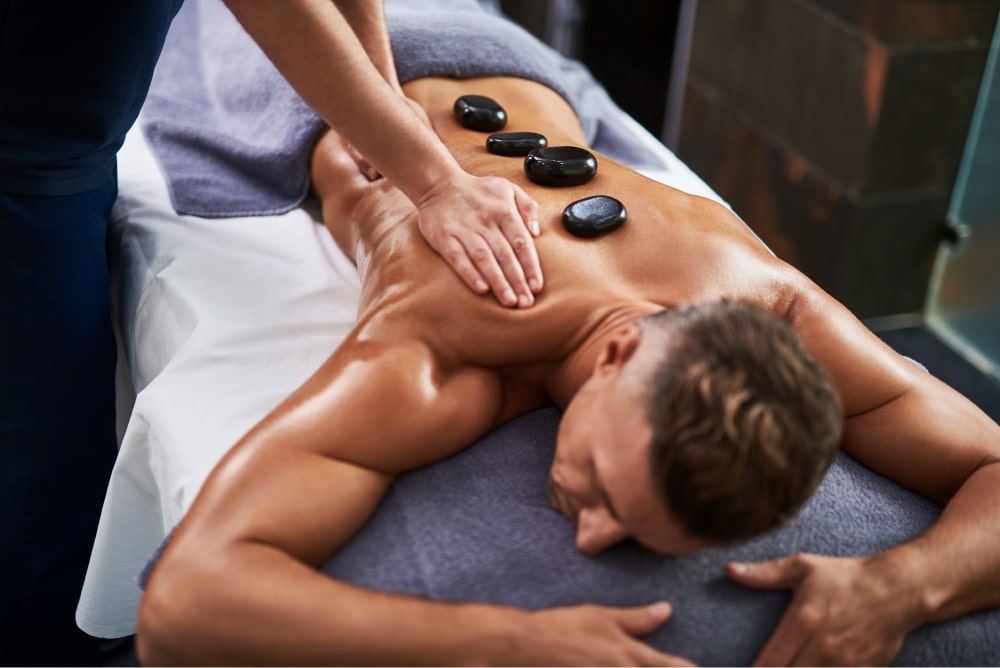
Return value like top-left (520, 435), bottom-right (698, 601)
top-left (575, 506), bottom-right (627, 556)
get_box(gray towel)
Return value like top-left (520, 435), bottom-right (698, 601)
top-left (141, 0), bottom-right (667, 218)
top-left (321, 407), bottom-right (999, 666)
top-left (139, 405), bottom-right (1000, 664)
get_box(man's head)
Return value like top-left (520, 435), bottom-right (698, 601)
top-left (549, 300), bottom-right (842, 556)
top-left (641, 300), bottom-right (843, 542)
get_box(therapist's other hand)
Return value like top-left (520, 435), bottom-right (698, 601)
top-left (417, 171), bottom-right (542, 309)
top-left (727, 554), bottom-right (917, 666)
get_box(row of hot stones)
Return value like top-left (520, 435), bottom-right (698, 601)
top-left (453, 94), bottom-right (625, 238)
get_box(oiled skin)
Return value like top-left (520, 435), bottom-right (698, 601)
top-left (137, 77), bottom-right (1000, 666)
top-left (316, 77), bottom-right (794, 410)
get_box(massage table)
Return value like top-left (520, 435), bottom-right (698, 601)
top-left (77, 0), bottom-right (1000, 663)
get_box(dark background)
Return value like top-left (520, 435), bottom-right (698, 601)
top-left (499, 0), bottom-right (999, 322)
top-left (496, 0), bottom-right (1000, 418)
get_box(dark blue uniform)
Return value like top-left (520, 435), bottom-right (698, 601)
top-left (0, 1), bottom-right (183, 663)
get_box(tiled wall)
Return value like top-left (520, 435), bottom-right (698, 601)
top-left (677, 0), bottom-right (999, 318)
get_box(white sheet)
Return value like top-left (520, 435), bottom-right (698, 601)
top-left (77, 108), bottom-right (725, 638)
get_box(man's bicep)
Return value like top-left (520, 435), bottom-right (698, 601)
top-left (178, 338), bottom-right (503, 561)
top-left (789, 286), bottom-right (914, 418)
top-left (791, 286), bottom-right (1000, 501)
top-left (839, 381), bottom-right (1000, 502)
top-left (297, 338), bottom-right (505, 472)
top-left (185, 448), bottom-right (395, 567)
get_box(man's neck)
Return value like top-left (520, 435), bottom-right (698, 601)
top-left (545, 302), bottom-right (664, 407)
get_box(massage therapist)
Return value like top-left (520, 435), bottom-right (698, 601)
top-left (0, 1), bottom-right (541, 663)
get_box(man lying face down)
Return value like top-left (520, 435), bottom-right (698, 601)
top-left (543, 302), bottom-right (841, 557)
top-left (138, 76), bottom-right (1000, 666)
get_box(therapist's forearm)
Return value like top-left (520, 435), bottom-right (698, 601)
top-left (333, 0), bottom-right (401, 90)
top-left (222, 0), bottom-right (463, 203)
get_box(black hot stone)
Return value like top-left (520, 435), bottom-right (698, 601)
top-left (453, 95), bottom-right (507, 132)
top-left (562, 196), bottom-right (626, 238)
top-left (523, 146), bottom-right (598, 187)
top-left (485, 131), bottom-right (548, 156)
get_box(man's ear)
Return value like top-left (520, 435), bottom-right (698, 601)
top-left (595, 324), bottom-right (643, 372)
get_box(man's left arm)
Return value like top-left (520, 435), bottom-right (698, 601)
top-left (729, 281), bottom-right (1000, 666)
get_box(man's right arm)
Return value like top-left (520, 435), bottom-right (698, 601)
top-left (729, 275), bottom-right (1000, 665)
top-left (137, 337), bottom-right (687, 666)
top-left (138, 448), bottom-right (683, 666)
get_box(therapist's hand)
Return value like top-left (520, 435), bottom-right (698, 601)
top-left (416, 170), bottom-right (542, 309)
top-left (344, 97), bottom-right (543, 309)
top-left (727, 554), bottom-right (919, 666)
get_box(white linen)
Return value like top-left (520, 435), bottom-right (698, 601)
top-left (77, 109), bottom-right (724, 638)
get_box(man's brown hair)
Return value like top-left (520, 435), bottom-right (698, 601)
top-left (642, 300), bottom-right (842, 542)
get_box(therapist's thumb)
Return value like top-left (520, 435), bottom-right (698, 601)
top-left (512, 184), bottom-right (541, 237)
top-left (613, 601), bottom-right (674, 637)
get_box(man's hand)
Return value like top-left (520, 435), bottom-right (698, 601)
top-left (727, 554), bottom-right (923, 666)
top-left (510, 602), bottom-right (694, 666)
top-left (416, 170), bottom-right (542, 309)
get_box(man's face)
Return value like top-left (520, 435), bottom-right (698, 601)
top-left (549, 360), bottom-right (713, 557)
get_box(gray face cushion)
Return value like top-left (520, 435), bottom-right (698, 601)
top-left (321, 407), bottom-right (1000, 666)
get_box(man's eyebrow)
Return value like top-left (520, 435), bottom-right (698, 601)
top-left (591, 466), bottom-right (621, 522)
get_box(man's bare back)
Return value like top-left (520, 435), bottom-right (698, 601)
top-left (311, 76), bottom-right (908, 434)
top-left (313, 77), bottom-right (797, 410)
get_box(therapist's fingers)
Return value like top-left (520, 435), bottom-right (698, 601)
top-left (507, 183), bottom-right (543, 293)
top-left (433, 234), bottom-right (519, 307)
top-left (513, 181), bottom-right (542, 237)
top-left (415, 172), bottom-right (541, 308)
top-left (480, 229), bottom-right (534, 308)
top-left (444, 230), bottom-right (533, 308)
top-left (464, 176), bottom-right (538, 306)
top-left (463, 231), bottom-right (527, 308)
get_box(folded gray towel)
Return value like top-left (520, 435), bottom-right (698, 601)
top-left (141, 0), bottom-right (667, 218)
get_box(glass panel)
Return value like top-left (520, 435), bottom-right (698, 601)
top-left (927, 14), bottom-right (1000, 379)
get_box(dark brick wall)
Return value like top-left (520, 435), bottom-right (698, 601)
top-left (677, 0), bottom-right (999, 318)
